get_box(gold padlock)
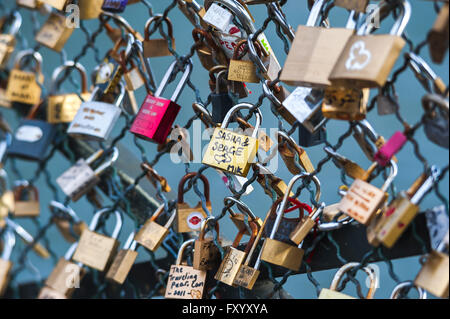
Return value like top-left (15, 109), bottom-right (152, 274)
top-left (143, 15), bottom-right (175, 57)
top-left (134, 204), bottom-right (176, 252)
top-left (428, 3), bottom-right (449, 64)
top-left (49, 201), bottom-right (87, 243)
top-left (176, 173), bottom-right (210, 233)
top-left (0, 11), bottom-right (22, 68)
top-left (228, 40), bottom-right (261, 84)
top-left (35, 11), bottom-right (74, 52)
top-left (79, 0), bottom-right (104, 20)
top-left (165, 239), bottom-right (207, 299)
top-left (105, 232), bottom-right (138, 285)
top-left (47, 61), bottom-right (91, 123)
top-left (72, 209), bottom-right (122, 272)
top-left (202, 103), bottom-right (261, 177)
top-left (322, 87), bottom-right (369, 121)
top-left (224, 196), bottom-right (262, 236)
top-left (13, 182), bottom-right (40, 218)
top-left (254, 163), bottom-right (294, 199)
top-left (193, 217), bottom-right (220, 271)
top-left (277, 131), bottom-right (314, 174)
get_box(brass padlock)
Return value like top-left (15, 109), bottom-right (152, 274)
top-left (254, 163), bottom-right (294, 199)
top-left (215, 219), bottom-right (258, 286)
top-left (35, 11), bottom-right (74, 52)
top-left (134, 204), bottom-right (176, 252)
top-left (202, 103), bottom-right (262, 177)
top-left (224, 196), bottom-right (262, 236)
top-left (143, 15), bottom-right (175, 58)
top-left (38, 242), bottom-right (86, 299)
top-left (0, 228), bottom-right (15, 297)
top-left (141, 162), bottom-right (171, 193)
top-left (193, 217), bottom-right (220, 271)
top-left (56, 148), bottom-right (119, 202)
top-left (72, 209), bottom-right (122, 272)
top-left (79, 0), bottom-right (104, 20)
top-left (176, 173), bottom-right (210, 233)
top-left (47, 61), bottom-right (91, 123)
top-left (12, 182), bottom-right (40, 218)
top-left (277, 131), bottom-right (314, 174)
top-left (334, 0), bottom-right (369, 13)
top-left (414, 232), bottom-right (449, 298)
top-left (165, 239), bottom-right (207, 299)
top-left (322, 87), bottom-right (369, 121)
top-left (319, 262), bottom-right (379, 299)
top-left (0, 11), bottom-right (22, 68)
top-left (105, 232), bottom-right (138, 285)
top-left (49, 201), bottom-right (87, 243)
top-left (5, 50), bottom-right (43, 105)
top-left (428, 3), bottom-right (449, 64)
top-left (228, 39), bottom-right (261, 84)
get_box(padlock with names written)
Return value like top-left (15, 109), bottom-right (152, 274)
top-left (56, 147), bottom-right (119, 202)
top-left (105, 232), bottom-right (138, 285)
top-left (228, 39), bottom-right (261, 84)
top-left (193, 217), bottom-right (221, 271)
top-left (0, 11), bottom-right (21, 68)
top-left (322, 86), bottom-right (370, 121)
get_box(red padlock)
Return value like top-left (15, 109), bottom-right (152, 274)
top-left (129, 59), bottom-right (192, 144)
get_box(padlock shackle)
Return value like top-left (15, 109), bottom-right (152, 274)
top-left (406, 53), bottom-right (439, 87)
top-left (330, 262), bottom-right (379, 299)
top-left (64, 242), bottom-right (79, 261)
top-left (390, 281), bottom-right (427, 299)
top-left (13, 184), bottom-right (39, 202)
top-left (176, 238), bottom-right (195, 265)
top-left (1, 227), bottom-right (15, 260)
top-left (1, 11), bottom-right (22, 36)
top-left (232, 220), bottom-right (258, 254)
top-left (49, 200), bottom-right (81, 224)
top-left (192, 102), bottom-right (216, 128)
top-left (277, 130), bottom-right (308, 162)
top-left (247, 33), bottom-right (267, 75)
top-left (306, 0), bottom-right (327, 27)
top-left (94, 147), bottom-right (119, 176)
top-left (380, 160), bottom-right (398, 192)
top-left (14, 49), bottom-right (43, 75)
top-left (221, 103), bottom-right (263, 137)
top-left (149, 203), bottom-right (166, 222)
top-left (215, 70), bottom-right (229, 94)
top-left (199, 216), bottom-right (220, 241)
top-left (50, 61), bottom-right (89, 95)
top-left (89, 208), bottom-right (122, 240)
top-left (224, 197), bottom-right (258, 221)
top-left (410, 165), bottom-right (441, 205)
top-left (422, 94), bottom-right (449, 117)
top-left (266, 2), bottom-right (295, 42)
top-left (155, 59), bottom-right (193, 103)
top-left (204, 0), bottom-right (256, 35)
top-left (177, 172), bottom-right (211, 204)
top-left (123, 231), bottom-right (137, 251)
top-left (144, 14), bottom-right (174, 40)
top-left (100, 12), bottom-right (142, 41)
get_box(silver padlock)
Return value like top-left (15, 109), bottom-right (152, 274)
top-left (67, 83), bottom-right (126, 141)
top-left (56, 147), bottom-right (119, 202)
top-left (422, 94), bottom-right (449, 149)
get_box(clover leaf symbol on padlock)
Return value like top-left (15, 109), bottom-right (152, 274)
top-left (345, 40), bottom-right (372, 71)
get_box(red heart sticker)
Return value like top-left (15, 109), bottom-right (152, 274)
top-left (189, 215), bottom-right (202, 226)
top-left (229, 26), bottom-right (240, 35)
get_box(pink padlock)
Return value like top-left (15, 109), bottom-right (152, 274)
top-left (374, 131), bottom-right (408, 166)
top-left (130, 59), bottom-right (192, 144)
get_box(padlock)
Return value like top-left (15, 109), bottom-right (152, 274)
top-left (102, 0), bottom-right (128, 13)
top-left (72, 209), bottom-right (122, 272)
top-left (428, 3), bottom-right (449, 64)
top-left (0, 228), bottom-right (15, 297)
top-left (406, 52), bottom-right (447, 96)
top-left (277, 131), bottom-right (314, 174)
top-left (210, 64), bottom-right (249, 99)
top-left (49, 201), bottom-right (87, 243)
top-left (192, 28), bottom-right (228, 71)
top-left (121, 54), bottom-right (145, 92)
top-left (236, 116), bottom-right (273, 152)
top-left (329, 1), bottom-right (411, 88)
top-left (41, 0), bottom-right (66, 10)
top-left (5, 50), bottom-right (43, 105)
top-left (211, 70), bottom-right (238, 124)
top-left (67, 83), bottom-right (125, 141)
top-left (282, 86), bottom-right (327, 134)
top-left (377, 83), bottom-right (399, 116)
top-left (334, 0), bottom-right (369, 13)
top-left (193, 217), bottom-right (220, 271)
top-left (324, 147), bottom-right (369, 180)
top-left (227, 39), bottom-right (261, 84)
top-left (35, 11), bottom-right (74, 52)
top-left (165, 239), bottom-right (207, 299)
top-left (47, 61), bottom-right (91, 124)
top-left (130, 59), bottom-right (192, 144)
top-left (134, 204), bottom-right (176, 252)
top-left (253, 163), bottom-right (294, 199)
top-left (176, 173), bottom-right (210, 233)
top-left (390, 281), bottom-right (427, 299)
top-left (422, 94), bottom-right (449, 149)
top-left (215, 219), bottom-right (258, 286)
top-left (376, 165), bottom-right (441, 248)
top-left (141, 162), bottom-right (171, 193)
top-left (298, 125), bottom-right (327, 148)
top-left (143, 15), bottom-right (175, 58)
top-left (16, 0), bottom-right (44, 9)
top-left (280, 0), bottom-right (358, 87)
top-left (0, 169), bottom-right (14, 219)
top-left (100, 12), bottom-right (144, 43)
top-left (12, 182), bottom-right (40, 218)
top-left (339, 160), bottom-right (398, 225)
top-left (105, 231), bottom-right (138, 285)
top-left (56, 147), bottom-right (119, 202)
top-left (177, 0), bottom-right (206, 27)
top-left (260, 173), bottom-right (317, 271)
top-left (262, 81), bottom-right (295, 125)
top-left (79, 0), bottom-right (104, 20)
top-left (0, 11), bottom-right (21, 68)
top-left (224, 196), bottom-right (262, 236)
top-left (319, 262), bottom-right (379, 299)
top-left (202, 103), bottom-right (262, 177)
top-left (373, 131), bottom-right (408, 167)
top-left (414, 232), bottom-right (449, 298)
top-left (38, 242), bottom-right (86, 299)
top-left (322, 87), bottom-right (370, 121)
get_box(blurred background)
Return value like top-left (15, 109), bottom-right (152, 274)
top-left (0, 0), bottom-right (448, 299)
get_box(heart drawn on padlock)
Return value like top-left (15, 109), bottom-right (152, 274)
top-left (345, 41), bottom-right (372, 71)
top-left (187, 212), bottom-right (205, 230)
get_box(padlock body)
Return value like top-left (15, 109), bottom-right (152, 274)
top-left (202, 127), bottom-right (259, 177)
top-left (102, 0), bottom-right (128, 13)
top-left (47, 93), bottom-right (91, 124)
top-left (423, 115), bottom-right (449, 149)
top-left (7, 119), bottom-right (56, 161)
top-left (130, 95), bottom-right (181, 144)
top-left (322, 87), bottom-right (369, 121)
top-left (428, 4), bottom-right (449, 64)
top-left (105, 249), bottom-right (138, 285)
top-left (143, 38), bottom-right (176, 58)
top-left (211, 92), bottom-right (236, 124)
top-left (72, 230), bottom-right (119, 271)
top-left (298, 125), bottom-right (327, 147)
top-left (45, 258), bottom-right (85, 297)
top-left (0, 259), bottom-right (12, 297)
top-left (13, 200), bottom-right (40, 217)
top-left (233, 265), bottom-right (260, 290)
top-left (67, 101), bottom-right (122, 141)
top-left (290, 217), bottom-right (316, 245)
top-left (334, 0), bottom-right (369, 12)
top-left (318, 288), bottom-right (355, 299)
top-left (165, 265), bottom-right (206, 299)
top-left (339, 179), bottom-right (386, 225)
top-left (214, 246), bottom-right (247, 286)
top-left (260, 238), bottom-right (304, 271)
top-left (37, 286), bottom-right (68, 299)
top-left (193, 238), bottom-right (220, 271)
top-left (414, 251), bottom-right (449, 298)
top-left (79, 0), bottom-right (104, 19)
top-left (41, 0), bottom-right (66, 10)
top-left (134, 220), bottom-right (169, 252)
top-left (35, 12), bottom-right (74, 52)
top-left (176, 202), bottom-right (208, 233)
top-left (329, 35), bottom-right (406, 88)
top-left (5, 70), bottom-right (42, 105)
top-left (56, 159), bottom-right (100, 202)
